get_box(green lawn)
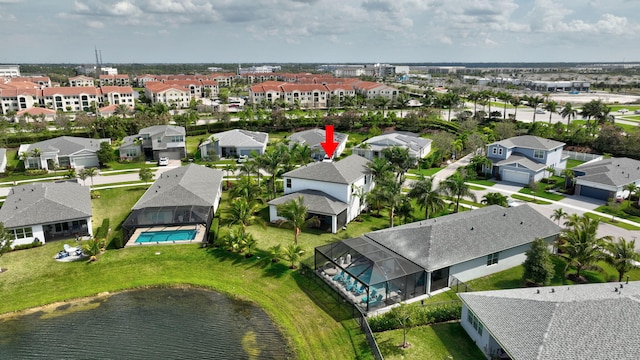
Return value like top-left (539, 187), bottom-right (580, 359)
top-left (0, 244), bottom-right (371, 360)
top-left (104, 161), bottom-right (155, 171)
top-left (466, 179), bottom-right (496, 187)
top-left (91, 186), bottom-right (148, 242)
top-left (407, 166), bottom-right (445, 177)
top-left (566, 159), bottom-right (585, 169)
top-left (584, 213), bottom-right (640, 231)
top-left (510, 194), bottom-right (552, 205)
top-left (375, 323), bottom-right (484, 360)
top-left (594, 200), bottom-right (640, 225)
top-left (518, 187), bottom-right (565, 201)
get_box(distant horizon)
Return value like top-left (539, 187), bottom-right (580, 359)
top-left (1, 1), bottom-right (639, 64)
top-left (6, 61), bottom-right (640, 66)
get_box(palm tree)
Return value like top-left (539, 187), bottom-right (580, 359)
top-left (374, 175), bottom-right (407, 228)
top-left (439, 172), bottom-right (477, 213)
top-left (481, 192), bottom-right (508, 207)
top-left (239, 160), bottom-right (258, 179)
top-left (469, 155), bottom-right (492, 177)
top-left (408, 175), bottom-right (445, 219)
top-left (77, 169), bottom-right (89, 185)
top-left (550, 208), bottom-right (568, 226)
top-left (561, 169), bottom-right (575, 190)
top-left (527, 95), bottom-right (545, 123)
top-left (544, 100), bottom-right (558, 123)
top-left (83, 167), bottom-right (98, 186)
top-left (223, 163), bottom-right (237, 188)
top-left (276, 196), bottom-right (319, 245)
top-left (545, 166), bottom-right (556, 179)
top-left (226, 197), bottom-right (266, 230)
top-left (604, 237), bottom-right (640, 282)
top-left (557, 215), bottom-right (611, 280)
top-left (366, 157), bottom-right (392, 181)
top-left (623, 183), bottom-right (639, 205)
top-left (229, 177), bottom-right (263, 204)
top-left (29, 148), bottom-right (42, 169)
top-left (497, 92), bottom-right (512, 120)
top-left (440, 91), bottom-right (460, 121)
top-left (114, 104), bottom-right (131, 118)
top-left (282, 243), bottom-right (306, 269)
top-left (268, 243), bottom-right (283, 263)
top-left (509, 96), bottom-right (521, 120)
top-left (560, 103), bottom-right (577, 127)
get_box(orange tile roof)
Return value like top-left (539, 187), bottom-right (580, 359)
top-left (42, 87), bottom-right (101, 96)
top-left (17, 107), bottom-right (56, 116)
top-left (100, 86), bottom-right (134, 94)
top-left (280, 84), bottom-right (328, 92)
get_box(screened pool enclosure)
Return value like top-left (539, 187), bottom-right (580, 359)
top-left (314, 236), bottom-right (426, 313)
top-left (122, 205), bottom-right (214, 246)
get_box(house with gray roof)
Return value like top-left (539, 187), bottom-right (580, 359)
top-left (288, 128), bottom-right (349, 161)
top-left (19, 136), bottom-right (110, 171)
top-left (0, 182), bottom-right (92, 247)
top-left (459, 281), bottom-right (640, 360)
top-left (122, 164), bottom-right (223, 245)
top-left (199, 129), bottom-right (268, 160)
top-left (487, 135), bottom-right (567, 185)
top-left (352, 131), bottom-right (432, 161)
top-left (572, 157), bottom-right (640, 201)
top-left (314, 205), bottom-right (560, 313)
top-left (119, 125), bottom-right (186, 161)
top-left (268, 154), bottom-right (373, 233)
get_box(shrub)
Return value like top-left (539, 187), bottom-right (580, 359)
top-left (94, 218), bottom-right (110, 240)
top-left (209, 217), bottom-right (220, 244)
top-left (368, 301), bottom-right (462, 332)
top-left (11, 241), bottom-right (43, 251)
top-left (25, 169), bottom-right (48, 176)
top-left (623, 205), bottom-right (640, 217)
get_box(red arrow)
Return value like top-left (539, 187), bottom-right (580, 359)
top-left (321, 125), bottom-right (339, 159)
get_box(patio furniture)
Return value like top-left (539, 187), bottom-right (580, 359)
top-left (332, 270), bottom-right (345, 282)
top-left (354, 284), bottom-right (365, 295)
top-left (346, 280), bottom-right (357, 292)
top-left (369, 294), bottom-right (383, 306)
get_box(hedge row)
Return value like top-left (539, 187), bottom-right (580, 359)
top-left (94, 218), bottom-right (110, 240)
top-left (367, 301), bottom-right (462, 332)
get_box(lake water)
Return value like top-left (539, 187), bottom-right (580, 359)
top-left (0, 288), bottom-right (292, 359)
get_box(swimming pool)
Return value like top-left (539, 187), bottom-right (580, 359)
top-left (135, 229), bottom-right (197, 244)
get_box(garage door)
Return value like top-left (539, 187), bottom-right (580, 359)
top-left (158, 151), bottom-right (181, 160)
top-left (502, 169), bottom-right (529, 184)
top-left (578, 185), bottom-right (612, 201)
top-left (73, 156), bottom-right (99, 168)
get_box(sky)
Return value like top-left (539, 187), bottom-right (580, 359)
top-left (1, 0), bottom-right (639, 64)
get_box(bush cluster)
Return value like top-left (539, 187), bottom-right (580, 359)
top-left (367, 301), bottom-right (462, 332)
top-left (25, 169), bottom-right (48, 176)
top-left (12, 241), bottom-right (43, 251)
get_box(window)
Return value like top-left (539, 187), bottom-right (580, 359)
top-left (286, 179), bottom-right (291, 188)
top-left (533, 149), bottom-right (545, 159)
top-left (170, 135), bottom-right (184, 143)
top-left (492, 147), bottom-right (497, 155)
top-left (487, 252), bottom-right (499, 266)
top-left (467, 310), bottom-right (483, 336)
top-left (125, 149), bottom-right (138, 157)
top-left (11, 227), bottom-right (33, 239)
top-left (498, 148), bottom-right (503, 155)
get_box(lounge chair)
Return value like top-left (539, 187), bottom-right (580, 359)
top-left (332, 270), bottom-right (345, 282)
top-left (346, 280), bottom-right (357, 292)
top-left (369, 294), bottom-right (383, 306)
top-left (355, 284), bottom-right (365, 295)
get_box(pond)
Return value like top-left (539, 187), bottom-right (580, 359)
top-left (0, 287), bottom-right (292, 359)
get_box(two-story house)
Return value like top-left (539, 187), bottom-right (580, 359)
top-left (486, 135), bottom-right (567, 185)
top-left (119, 125), bottom-right (186, 161)
top-left (268, 154), bottom-right (373, 233)
top-left (288, 128), bottom-right (349, 161)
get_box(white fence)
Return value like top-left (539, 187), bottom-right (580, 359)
top-left (563, 151), bottom-right (603, 163)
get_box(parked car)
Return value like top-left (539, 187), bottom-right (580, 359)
top-left (535, 109), bottom-right (546, 114)
top-left (237, 155), bottom-right (248, 163)
top-left (507, 198), bottom-right (521, 207)
top-left (158, 157), bottom-right (169, 166)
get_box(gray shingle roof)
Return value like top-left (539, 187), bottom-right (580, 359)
top-left (26, 136), bottom-right (106, 155)
top-left (459, 282), bottom-right (640, 360)
top-left (206, 129), bottom-right (268, 147)
top-left (132, 164), bottom-right (223, 209)
top-left (0, 182), bottom-right (92, 228)
top-left (492, 153), bottom-right (546, 172)
top-left (359, 132), bottom-right (432, 157)
top-left (268, 190), bottom-right (348, 215)
top-left (573, 157), bottom-right (640, 187)
top-left (289, 128), bottom-right (348, 148)
top-left (364, 205), bottom-right (560, 272)
top-left (491, 135), bottom-right (565, 150)
top-left (283, 154), bottom-right (370, 184)
top-left (140, 125), bottom-right (185, 137)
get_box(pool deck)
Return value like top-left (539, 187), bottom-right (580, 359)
top-left (126, 225), bottom-right (207, 247)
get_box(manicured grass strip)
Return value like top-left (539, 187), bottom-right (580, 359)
top-left (466, 179), bottom-right (496, 187)
top-left (594, 201), bottom-right (640, 224)
top-left (374, 323), bottom-right (485, 360)
top-left (518, 187), bottom-right (565, 201)
top-left (0, 245), bottom-right (372, 360)
top-left (468, 185), bottom-right (485, 191)
top-left (584, 213), bottom-right (640, 231)
top-left (104, 161), bottom-right (155, 171)
top-left (407, 166), bottom-right (445, 177)
top-left (510, 194), bottom-right (552, 205)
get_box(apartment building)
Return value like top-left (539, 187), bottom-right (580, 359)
top-left (99, 74), bottom-right (130, 87)
top-left (68, 75), bottom-right (95, 87)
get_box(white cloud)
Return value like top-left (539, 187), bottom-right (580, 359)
top-left (86, 20), bottom-right (104, 29)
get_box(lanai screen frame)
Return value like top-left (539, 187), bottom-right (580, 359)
top-left (121, 205), bottom-right (214, 246)
top-left (315, 236), bottom-right (426, 312)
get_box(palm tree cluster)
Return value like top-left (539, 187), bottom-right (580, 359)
top-left (556, 214), bottom-right (639, 282)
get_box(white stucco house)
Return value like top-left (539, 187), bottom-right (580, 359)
top-left (459, 282), bottom-right (640, 359)
top-left (19, 136), bottom-right (110, 171)
top-left (0, 182), bottom-right (93, 247)
top-left (487, 135), bottom-right (567, 185)
top-left (199, 129), bottom-right (269, 159)
top-left (268, 154), bottom-right (373, 233)
top-left (352, 131), bottom-right (432, 161)
top-left (572, 157), bottom-right (640, 201)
